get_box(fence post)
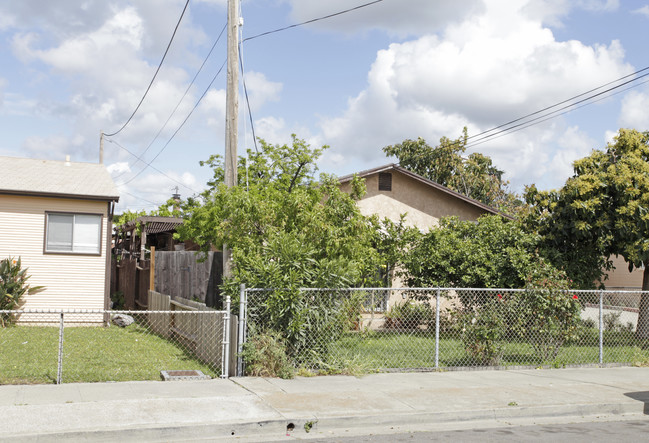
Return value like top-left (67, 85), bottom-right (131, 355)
top-left (237, 284), bottom-right (246, 376)
top-left (149, 246), bottom-right (155, 292)
top-left (435, 287), bottom-right (440, 369)
top-left (599, 289), bottom-right (604, 365)
top-left (221, 296), bottom-right (231, 379)
top-left (57, 312), bottom-right (64, 384)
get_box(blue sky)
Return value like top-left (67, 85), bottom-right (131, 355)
top-left (1, 0), bottom-right (649, 212)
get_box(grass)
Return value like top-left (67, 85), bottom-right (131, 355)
top-left (322, 329), bottom-right (649, 372)
top-left (0, 323), bottom-right (220, 384)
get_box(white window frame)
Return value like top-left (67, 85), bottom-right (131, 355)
top-left (44, 212), bottom-right (103, 255)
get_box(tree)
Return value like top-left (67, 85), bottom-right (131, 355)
top-left (383, 128), bottom-right (520, 214)
top-left (177, 136), bottom-right (384, 355)
top-left (401, 215), bottom-right (548, 289)
top-left (530, 129), bottom-right (649, 337)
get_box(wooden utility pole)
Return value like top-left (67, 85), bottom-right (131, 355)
top-left (223, 0), bottom-right (240, 278)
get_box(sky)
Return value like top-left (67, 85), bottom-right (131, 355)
top-left (1, 0), bottom-right (649, 212)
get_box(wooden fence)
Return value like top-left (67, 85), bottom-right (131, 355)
top-left (148, 290), bottom-right (230, 372)
top-left (154, 251), bottom-right (223, 308)
top-left (111, 251), bottom-right (223, 310)
top-left (111, 257), bottom-right (150, 310)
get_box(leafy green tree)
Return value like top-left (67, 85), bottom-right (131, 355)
top-left (383, 128), bottom-right (520, 214)
top-left (528, 129), bottom-right (649, 337)
top-left (401, 215), bottom-right (545, 289)
top-left (522, 185), bottom-right (610, 289)
top-left (177, 136), bottom-right (384, 356)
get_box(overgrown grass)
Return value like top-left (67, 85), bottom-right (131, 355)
top-left (0, 323), bottom-right (219, 384)
top-left (324, 329), bottom-right (649, 372)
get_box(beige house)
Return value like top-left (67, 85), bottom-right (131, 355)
top-left (339, 164), bottom-right (502, 231)
top-left (0, 156), bottom-right (119, 311)
top-left (340, 164), bottom-right (504, 322)
top-left (603, 255), bottom-right (644, 290)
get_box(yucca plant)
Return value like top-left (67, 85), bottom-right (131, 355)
top-left (0, 257), bottom-right (45, 326)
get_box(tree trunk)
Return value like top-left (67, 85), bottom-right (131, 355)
top-left (636, 265), bottom-right (649, 339)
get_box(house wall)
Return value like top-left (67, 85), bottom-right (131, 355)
top-left (344, 170), bottom-right (489, 231)
top-left (604, 254), bottom-right (643, 290)
top-left (0, 194), bottom-right (109, 310)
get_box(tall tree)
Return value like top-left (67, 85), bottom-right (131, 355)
top-left (383, 128), bottom-right (520, 213)
top-left (177, 135), bottom-right (381, 291)
top-left (529, 129), bottom-right (649, 337)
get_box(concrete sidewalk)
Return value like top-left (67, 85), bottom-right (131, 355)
top-left (2, 367), bottom-right (649, 441)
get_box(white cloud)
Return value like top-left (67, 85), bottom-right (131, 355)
top-left (243, 72), bottom-right (282, 111)
top-left (618, 89), bottom-right (649, 130)
top-left (632, 5), bottom-right (649, 18)
top-left (317, 0), bottom-right (632, 190)
top-left (21, 134), bottom-right (89, 161)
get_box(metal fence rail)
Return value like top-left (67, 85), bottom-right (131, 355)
top-left (0, 307), bottom-right (230, 384)
top-left (239, 287), bottom-right (649, 375)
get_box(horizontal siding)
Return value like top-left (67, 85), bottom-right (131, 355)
top-left (0, 195), bottom-right (109, 310)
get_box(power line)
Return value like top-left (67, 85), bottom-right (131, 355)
top-left (242, 0), bottom-right (385, 43)
top-left (465, 77), bottom-right (649, 150)
top-left (465, 68), bottom-right (649, 148)
top-left (104, 0), bottom-right (190, 137)
top-left (113, 21), bottom-right (228, 180)
top-left (466, 66), bottom-right (649, 142)
top-left (116, 58), bottom-right (228, 186)
top-left (106, 137), bottom-right (200, 194)
top-left (239, 46), bottom-right (259, 153)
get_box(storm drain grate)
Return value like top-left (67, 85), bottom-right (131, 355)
top-left (160, 370), bottom-right (210, 381)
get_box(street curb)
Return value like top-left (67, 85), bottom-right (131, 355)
top-left (3, 401), bottom-right (645, 442)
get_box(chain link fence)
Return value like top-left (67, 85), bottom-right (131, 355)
top-left (238, 287), bottom-right (649, 375)
top-left (0, 307), bottom-right (231, 384)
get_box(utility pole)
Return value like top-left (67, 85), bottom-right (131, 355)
top-left (223, 0), bottom-right (240, 279)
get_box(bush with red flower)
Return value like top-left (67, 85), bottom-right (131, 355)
top-left (516, 260), bottom-right (582, 361)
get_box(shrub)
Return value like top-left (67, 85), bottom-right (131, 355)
top-left (459, 293), bottom-right (511, 365)
top-left (385, 299), bottom-right (433, 329)
top-left (517, 263), bottom-right (581, 361)
top-left (0, 257), bottom-right (45, 326)
top-left (240, 329), bottom-right (295, 379)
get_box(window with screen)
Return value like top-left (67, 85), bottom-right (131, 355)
top-left (45, 213), bottom-right (102, 254)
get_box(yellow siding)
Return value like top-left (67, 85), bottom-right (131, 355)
top-left (0, 195), bottom-right (109, 310)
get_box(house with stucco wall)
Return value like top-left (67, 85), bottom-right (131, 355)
top-left (339, 163), bottom-right (503, 231)
top-left (0, 156), bottom-right (119, 312)
top-left (339, 164), bottom-right (505, 321)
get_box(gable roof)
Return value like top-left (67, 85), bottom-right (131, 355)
top-left (0, 156), bottom-right (119, 201)
top-left (338, 163), bottom-right (507, 217)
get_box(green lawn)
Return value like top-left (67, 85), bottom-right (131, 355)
top-left (322, 329), bottom-right (649, 372)
top-left (0, 323), bottom-right (220, 384)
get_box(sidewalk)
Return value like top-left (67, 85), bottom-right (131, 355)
top-left (2, 367), bottom-right (649, 442)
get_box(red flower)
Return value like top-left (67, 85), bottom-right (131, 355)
top-left (497, 293), bottom-right (503, 299)
top-left (572, 294), bottom-right (578, 300)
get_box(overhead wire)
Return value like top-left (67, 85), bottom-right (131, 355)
top-left (106, 138), bottom-right (200, 194)
top-left (464, 68), bottom-right (649, 147)
top-left (117, 58), bottom-right (228, 186)
top-left (465, 77), bottom-right (649, 150)
top-left (466, 66), bottom-right (649, 143)
top-left (111, 21), bottom-right (228, 180)
top-left (104, 0), bottom-right (191, 137)
top-left (242, 0), bottom-right (384, 43)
